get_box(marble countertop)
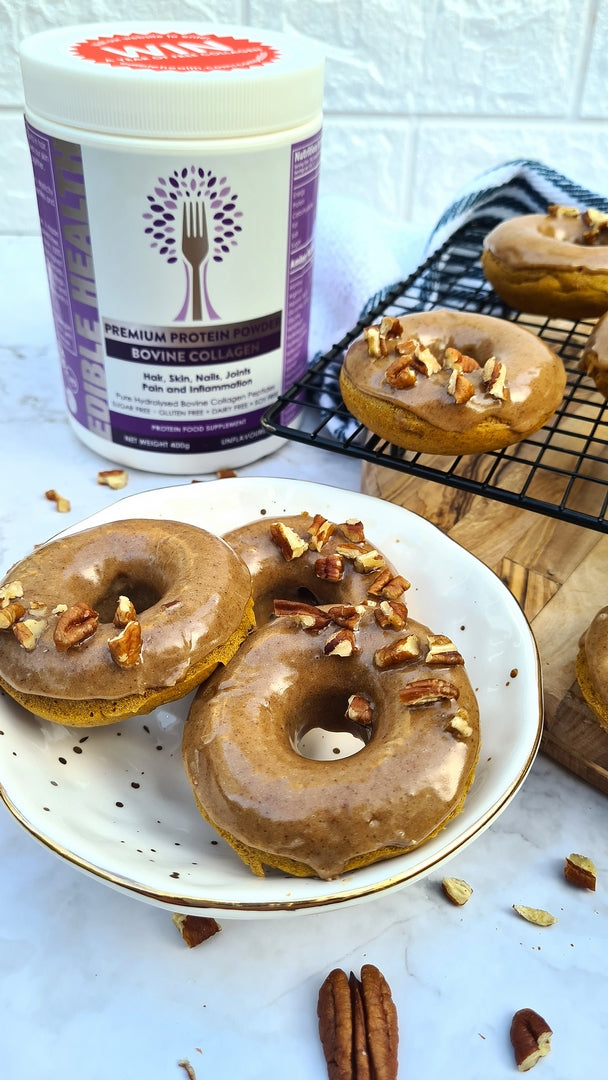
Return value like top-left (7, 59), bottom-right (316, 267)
top-left (1, 237), bottom-right (606, 1079)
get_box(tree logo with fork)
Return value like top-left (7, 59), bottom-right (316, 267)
top-left (143, 165), bottom-right (242, 322)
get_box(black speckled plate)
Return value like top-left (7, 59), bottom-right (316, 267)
top-left (0, 478), bottom-right (542, 917)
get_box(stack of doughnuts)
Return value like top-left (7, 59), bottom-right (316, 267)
top-left (183, 511), bottom-right (481, 880)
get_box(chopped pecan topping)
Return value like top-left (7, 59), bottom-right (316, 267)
top-left (385, 353), bottom-right (417, 389)
top-left (113, 595), bottom-right (137, 628)
top-left (399, 678), bottom-right (459, 706)
top-left (444, 346), bottom-right (480, 373)
top-left (335, 542), bottom-right (363, 561)
top-left (53, 602), bottom-right (99, 651)
top-left (273, 599), bottom-right (331, 630)
top-left (0, 579), bottom-right (23, 607)
top-left (108, 620), bottom-right (142, 667)
top-left (307, 514), bottom-right (335, 551)
top-left (97, 468), bottom-right (128, 490)
top-left (374, 600), bottom-right (408, 630)
top-left (364, 324), bottom-right (385, 358)
top-left (374, 634), bottom-right (420, 670)
top-left (482, 357), bottom-right (507, 399)
top-left (327, 604), bottom-right (363, 630)
top-left (317, 965), bottom-right (399, 1080)
top-left (324, 628), bottom-right (356, 657)
top-left (547, 203), bottom-right (579, 218)
top-left (12, 618), bottom-right (46, 651)
top-left (353, 549), bottom-right (386, 574)
top-left (512, 905), bottom-right (558, 927)
top-left (367, 570), bottom-right (410, 599)
top-left (315, 554), bottom-right (344, 581)
top-left (447, 368), bottom-right (475, 404)
top-left (171, 913), bottom-right (221, 948)
top-left (269, 521), bottom-right (309, 561)
top-left (337, 519), bottom-right (366, 544)
top-left (411, 343), bottom-right (442, 376)
top-left (0, 601), bottom-right (26, 630)
top-left (345, 694), bottom-right (373, 725)
top-left (378, 316), bottom-right (403, 343)
top-left (425, 634), bottom-right (464, 666)
top-left (447, 707), bottom-right (473, 739)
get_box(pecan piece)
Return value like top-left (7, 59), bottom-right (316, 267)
top-left (444, 346), bottom-right (480, 373)
top-left (447, 369), bottom-right (475, 404)
top-left (315, 554), bottom-right (344, 581)
top-left (97, 468), bottom-right (128, 489)
top-left (447, 707), bottom-right (473, 739)
top-left (108, 620), bottom-right (142, 668)
top-left (324, 628), bottom-right (356, 657)
top-left (327, 604), bottom-right (363, 630)
top-left (374, 600), bottom-right (408, 630)
top-left (0, 579), bottom-right (23, 607)
top-left (353, 549), bottom-right (386, 574)
top-left (171, 913), bottom-right (221, 949)
top-left (512, 905), bottom-right (558, 927)
top-left (367, 570), bottom-right (410, 599)
top-left (0, 601), bottom-right (26, 630)
top-left (441, 876), bottom-right (473, 906)
top-left (385, 353), bottom-right (417, 389)
top-left (346, 694), bottom-right (373, 725)
top-left (307, 514), bottom-right (335, 551)
top-left (113, 595), bottom-right (137, 628)
top-left (273, 599), bottom-right (331, 630)
top-left (510, 1008), bottom-right (552, 1071)
top-left (374, 634), bottom-right (421, 670)
top-left (337, 519), bottom-right (366, 544)
top-left (13, 618), bottom-right (46, 651)
top-left (399, 678), bottom-right (459, 706)
top-left (317, 965), bottom-right (398, 1080)
top-left (425, 633), bottom-right (464, 666)
top-left (364, 325), bottom-right (385, 358)
top-left (411, 343), bottom-right (441, 376)
top-left (269, 521), bottom-right (308, 561)
top-left (564, 852), bottom-right (597, 891)
top-left (482, 357), bottom-right (507, 399)
top-left (53, 601), bottom-right (99, 651)
top-left (45, 488), bottom-right (71, 513)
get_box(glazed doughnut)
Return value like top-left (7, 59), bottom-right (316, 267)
top-left (481, 204), bottom-right (608, 320)
top-left (339, 309), bottom-right (566, 456)
top-left (575, 606), bottom-right (608, 732)
top-left (579, 311), bottom-right (608, 399)
top-left (223, 512), bottom-right (407, 624)
top-left (183, 599), bottom-right (480, 880)
top-left (0, 518), bottom-right (254, 727)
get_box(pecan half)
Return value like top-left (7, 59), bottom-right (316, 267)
top-left (269, 521), bottom-right (309, 561)
top-left (327, 604), bottom-right (363, 630)
top-left (315, 554), bottom-right (344, 581)
top-left (273, 599), bottom-right (331, 630)
top-left (108, 620), bottom-right (142, 668)
top-left (53, 602), bottom-right (99, 651)
top-left (399, 678), bottom-right (459, 706)
top-left (510, 1008), bottom-right (552, 1071)
top-left (317, 965), bottom-right (398, 1080)
top-left (171, 913), bottom-right (221, 949)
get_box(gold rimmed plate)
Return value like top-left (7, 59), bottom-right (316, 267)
top-left (0, 478), bottom-right (542, 917)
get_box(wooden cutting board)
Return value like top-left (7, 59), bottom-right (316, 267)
top-left (361, 457), bottom-right (608, 795)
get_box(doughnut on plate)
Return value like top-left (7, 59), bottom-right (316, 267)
top-left (0, 478), bottom-right (542, 918)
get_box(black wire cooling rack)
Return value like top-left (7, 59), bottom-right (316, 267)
top-left (263, 217), bottom-right (608, 533)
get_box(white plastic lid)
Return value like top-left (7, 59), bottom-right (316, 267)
top-left (20, 22), bottom-right (325, 138)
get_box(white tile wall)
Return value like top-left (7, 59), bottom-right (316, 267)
top-left (2, 0), bottom-right (607, 237)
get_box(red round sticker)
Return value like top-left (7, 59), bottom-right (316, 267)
top-left (72, 32), bottom-right (280, 72)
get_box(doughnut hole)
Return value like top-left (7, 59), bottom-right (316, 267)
top-left (291, 688), bottom-right (374, 761)
top-left (92, 565), bottom-right (167, 623)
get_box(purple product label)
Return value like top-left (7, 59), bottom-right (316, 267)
top-left (282, 129), bottom-right (322, 424)
top-left (25, 120), bottom-right (111, 440)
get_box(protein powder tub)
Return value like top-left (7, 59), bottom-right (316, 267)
top-left (20, 22), bottom-right (324, 474)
